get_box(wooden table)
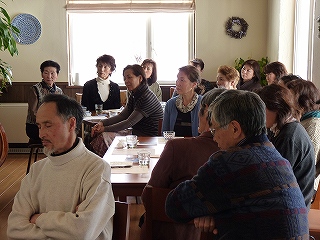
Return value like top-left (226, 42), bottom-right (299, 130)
top-left (103, 136), bottom-right (166, 201)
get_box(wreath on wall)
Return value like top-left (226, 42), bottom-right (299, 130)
top-left (225, 17), bottom-right (249, 39)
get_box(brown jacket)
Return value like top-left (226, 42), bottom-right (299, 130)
top-left (141, 131), bottom-right (219, 240)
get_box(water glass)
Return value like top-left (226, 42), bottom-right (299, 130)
top-left (163, 131), bottom-right (175, 140)
top-left (95, 104), bottom-right (103, 115)
top-left (138, 150), bottom-right (151, 166)
top-left (126, 135), bottom-right (138, 148)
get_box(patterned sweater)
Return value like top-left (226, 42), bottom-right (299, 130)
top-left (166, 134), bottom-right (309, 239)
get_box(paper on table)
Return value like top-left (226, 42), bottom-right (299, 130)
top-left (111, 165), bottom-right (149, 174)
top-left (112, 148), bottom-right (156, 157)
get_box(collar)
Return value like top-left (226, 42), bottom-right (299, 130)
top-left (46, 138), bottom-right (85, 166)
top-left (130, 83), bottom-right (148, 99)
top-left (96, 77), bottom-right (110, 85)
top-left (51, 138), bottom-right (79, 156)
top-left (236, 134), bottom-right (269, 147)
top-left (41, 80), bottom-right (56, 93)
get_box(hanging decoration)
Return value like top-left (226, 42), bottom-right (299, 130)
top-left (225, 16), bottom-right (248, 39)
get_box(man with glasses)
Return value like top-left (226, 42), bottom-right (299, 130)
top-left (166, 90), bottom-right (308, 239)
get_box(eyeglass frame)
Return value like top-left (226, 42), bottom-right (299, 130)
top-left (209, 123), bottom-right (229, 137)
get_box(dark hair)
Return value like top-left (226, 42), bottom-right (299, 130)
top-left (178, 65), bottom-right (201, 84)
top-left (240, 59), bottom-right (261, 83)
top-left (190, 58), bottom-right (205, 71)
top-left (123, 64), bottom-right (147, 85)
top-left (264, 61), bottom-right (288, 83)
top-left (286, 79), bottom-right (320, 115)
top-left (41, 94), bottom-right (84, 134)
top-left (200, 88), bottom-right (226, 126)
top-left (40, 60), bottom-right (60, 74)
top-left (96, 54), bottom-right (116, 73)
top-left (256, 84), bottom-right (299, 130)
top-left (141, 59), bottom-right (157, 86)
top-left (280, 74), bottom-right (302, 85)
top-left (209, 90), bottom-right (266, 137)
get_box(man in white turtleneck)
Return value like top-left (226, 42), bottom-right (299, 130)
top-left (7, 94), bottom-right (115, 240)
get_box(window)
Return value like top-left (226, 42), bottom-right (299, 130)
top-left (293, 0), bottom-right (314, 79)
top-left (66, 0), bottom-right (195, 86)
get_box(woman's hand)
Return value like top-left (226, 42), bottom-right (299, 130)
top-left (91, 122), bottom-right (104, 137)
top-left (194, 216), bottom-right (218, 234)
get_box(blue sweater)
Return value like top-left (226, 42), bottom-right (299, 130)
top-left (162, 95), bottom-right (202, 137)
top-left (166, 134), bottom-right (309, 239)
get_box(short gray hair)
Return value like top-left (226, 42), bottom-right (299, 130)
top-left (200, 88), bottom-right (226, 126)
top-left (208, 90), bottom-right (266, 137)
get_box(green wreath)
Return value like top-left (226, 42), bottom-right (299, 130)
top-left (225, 17), bottom-right (248, 39)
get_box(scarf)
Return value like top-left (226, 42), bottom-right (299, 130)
top-left (300, 110), bottom-right (320, 122)
top-left (175, 94), bottom-right (199, 113)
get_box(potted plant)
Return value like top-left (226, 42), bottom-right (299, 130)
top-left (0, 1), bottom-right (19, 95)
top-left (234, 57), bottom-right (269, 86)
top-left (0, 1), bottom-right (19, 164)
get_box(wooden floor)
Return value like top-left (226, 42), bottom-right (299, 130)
top-left (0, 153), bottom-right (144, 240)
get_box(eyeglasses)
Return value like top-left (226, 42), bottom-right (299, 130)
top-left (209, 124), bottom-right (228, 136)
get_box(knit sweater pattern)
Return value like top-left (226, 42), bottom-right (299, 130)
top-left (166, 134), bottom-right (309, 239)
top-left (7, 138), bottom-right (114, 240)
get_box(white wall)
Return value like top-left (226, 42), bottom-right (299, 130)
top-left (196, 0), bottom-right (268, 81)
top-left (1, 0), bottom-right (269, 84)
top-left (2, 0), bottom-right (68, 84)
top-left (0, 103), bottom-right (28, 143)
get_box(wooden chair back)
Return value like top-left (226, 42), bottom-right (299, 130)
top-left (112, 201), bottom-right (130, 240)
top-left (144, 186), bottom-right (214, 240)
top-left (120, 90), bottom-right (127, 107)
top-left (0, 123), bottom-right (8, 167)
top-left (75, 93), bottom-right (83, 104)
top-left (169, 87), bottom-right (175, 98)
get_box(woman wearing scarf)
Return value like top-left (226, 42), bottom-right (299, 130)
top-left (257, 84), bottom-right (315, 209)
top-left (286, 79), bottom-right (320, 203)
top-left (162, 65), bottom-right (202, 137)
top-left (26, 60), bottom-right (63, 142)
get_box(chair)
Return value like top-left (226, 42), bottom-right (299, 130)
top-left (26, 139), bottom-right (43, 174)
top-left (120, 90), bottom-right (127, 107)
top-left (170, 87), bottom-right (175, 98)
top-left (309, 209), bottom-right (320, 239)
top-left (112, 201), bottom-right (131, 240)
top-left (75, 93), bottom-right (83, 104)
top-left (0, 123), bottom-right (8, 167)
top-left (144, 186), bottom-right (214, 240)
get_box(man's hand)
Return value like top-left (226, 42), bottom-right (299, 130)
top-left (194, 216), bottom-right (218, 234)
top-left (30, 213), bottom-right (41, 224)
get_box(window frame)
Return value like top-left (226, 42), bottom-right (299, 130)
top-left (66, 0), bottom-right (195, 86)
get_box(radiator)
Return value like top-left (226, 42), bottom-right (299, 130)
top-left (0, 103), bottom-right (29, 153)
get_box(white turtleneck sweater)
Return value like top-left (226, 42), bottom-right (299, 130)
top-left (7, 138), bottom-right (114, 240)
top-left (97, 77), bottom-right (110, 102)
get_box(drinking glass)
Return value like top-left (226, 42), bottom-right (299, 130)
top-left (126, 135), bottom-right (138, 148)
top-left (95, 104), bottom-right (103, 115)
top-left (163, 131), bottom-right (175, 141)
top-left (138, 150), bottom-right (150, 167)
